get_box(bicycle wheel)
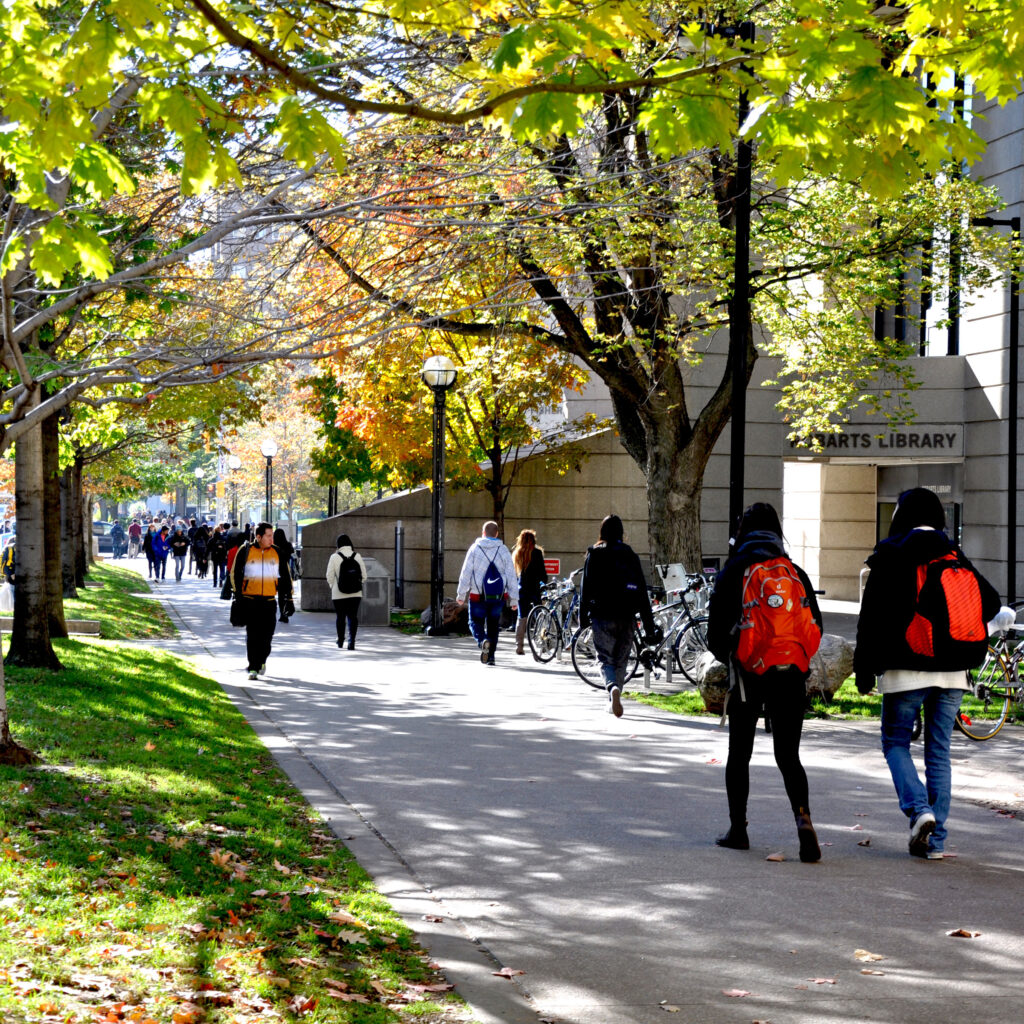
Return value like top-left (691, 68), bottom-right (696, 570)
top-left (570, 626), bottom-right (605, 689)
top-left (673, 616), bottom-right (709, 684)
top-left (956, 648), bottom-right (1013, 741)
top-left (527, 604), bottom-right (560, 663)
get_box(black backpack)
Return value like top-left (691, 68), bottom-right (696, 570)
top-left (336, 552), bottom-right (362, 592)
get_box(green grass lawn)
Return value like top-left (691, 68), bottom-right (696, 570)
top-left (0, 575), bottom-right (470, 1024)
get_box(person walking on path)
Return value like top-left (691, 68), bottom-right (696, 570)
top-left (232, 521), bottom-right (293, 680)
top-left (707, 502), bottom-right (823, 862)
top-left (456, 521), bottom-right (518, 666)
top-left (854, 487), bottom-right (1004, 860)
top-left (142, 523), bottom-right (157, 577)
top-left (326, 533), bottom-right (367, 650)
top-left (578, 514), bottom-right (659, 718)
top-left (209, 524), bottom-right (229, 587)
top-left (170, 526), bottom-right (190, 582)
top-left (127, 519), bottom-right (142, 558)
top-left (109, 520), bottom-right (125, 559)
top-left (151, 525), bottom-right (171, 580)
top-left (511, 529), bottom-right (548, 655)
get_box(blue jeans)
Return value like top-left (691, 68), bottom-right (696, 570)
top-left (591, 617), bottom-right (635, 692)
top-left (174, 554), bottom-right (187, 580)
top-left (881, 687), bottom-right (964, 851)
top-left (469, 600), bottom-right (503, 656)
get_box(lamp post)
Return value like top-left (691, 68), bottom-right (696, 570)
top-left (194, 467), bottom-right (205, 522)
top-left (420, 355), bottom-right (458, 634)
top-left (260, 439), bottom-right (278, 525)
top-left (227, 454), bottom-right (241, 524)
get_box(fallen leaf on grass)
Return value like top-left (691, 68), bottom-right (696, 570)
top-left (948, 928), bottom-right (981, 938)
top-left (854, 949), bottom-right (884, 962)
top-left (325, 990), bottom-right (370, 1002)
top-left (273, 859), bottom-right (292, 875)
top-left (265, 975), bottom-right (290, 989)
top-left (327, 911), bottom-right (365, 927)
top-left (492, 967), bottom-right (525, 978)
top-left (288, 995), bottom-right (318, 1015)
top-left (765, 852), bottom-right (785, 862)
top-left (722, 989), bottom-right (752, 997)
top-left (407, 982), bottom-right (454, 993)
top-left (860, 969), bottom-right (886, 976)
top-left (144, 741), bottom-right (156, 751)
top-left (807, 977), bottom-right (837, 984)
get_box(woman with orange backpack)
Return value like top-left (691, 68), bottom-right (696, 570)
top-left (707, 502), bottom-right (824, 862)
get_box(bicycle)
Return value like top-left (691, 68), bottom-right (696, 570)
top-left (570, 621), bottom-right (643, 689)
top-left (526, 568), bottom-right (582, 662)
top-left (642, 574), bottom-right (712, 685)
top-left (954, 618), bottom-right (1024, 740)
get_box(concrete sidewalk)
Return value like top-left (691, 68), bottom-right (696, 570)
top-left (137, 564), bottom-right (1024, 1024)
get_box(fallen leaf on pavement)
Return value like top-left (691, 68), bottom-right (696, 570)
top-left (423, 915), bottom-right (445, 923)
top-left (860, 969), bottom-right (885, 976)
top-left (492, 967), bottom-right (525, 978)
top-left (854, 949), bottom-right (884, 962)
top-left (722, 989), bottom-right (751, 997)
top-left (948, 928), bottom-right (981, 938)
top-left (807, 977), bottom-right (836, 984)
top-left (659, 1004), bottom-right (680, 1012)
top-left (849, 824), bottom-right (864, 831)
top-left (765, 852), bottom-right (785, 862)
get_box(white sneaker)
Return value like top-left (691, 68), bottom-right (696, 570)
top-left (607, 686), bottom-right (623, 718)
top-left (909, 811), bottom-right (936, 857)
top-left (247, 670), bottom-right (258, 680)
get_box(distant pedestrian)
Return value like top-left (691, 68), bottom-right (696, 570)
top-left (707, 502), bottom-right (823, 862)
top-left (151, 525), bottom-right (171, 580)
top-left (579, 514), bottom-right (658, 718)
top-left (209, 524), bottom-right (229, 587)
top-left (128, 519), bottom-right (142, 558)
top-left (273, 528), bottom-right (296, 579)
top-left (170, 526), bottom-right (190, 581)
top-left (511, 529), bottom-right (547, 655)
top-left (142, 523), bottom-right (157, 577)
top-left (326, 533), bottom-right (367, 650)
top-left (456, 521), bottom-right (518, 666)
top-left (109, 520), bottom-right (125, 559)
top-left (231, 521), bottom-right (293, 680)
top-left (855, 487), bottom-right (1003, 860)
top-left (2, 538), bottom-right (15, 586)
top-left (193, 525), bottom-right (210, 579)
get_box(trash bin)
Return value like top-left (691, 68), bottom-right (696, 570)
top-left (356, 556), bottom-right (391, 625)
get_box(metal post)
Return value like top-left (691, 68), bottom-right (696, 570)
top-left (395, 520), bottom-right (405, 609)
top-left (429, 390), bottom-right (448, 633)
top-left (265, 456), bottom-right (273, 524)
top-left (727, 20), bottom-right (755, 539)
top-left (231, 482), bottom-right (237, 525)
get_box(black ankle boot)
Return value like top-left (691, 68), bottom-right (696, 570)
top-left (795, 807), bottom-right (821, 863)
top-left (715, 824), bottom-right (749, 850)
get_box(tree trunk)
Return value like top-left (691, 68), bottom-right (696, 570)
top-left (0, 655), bottom-right (40, 764)
top-left (43, 411), bottom-right (68, 639)
top-left (73, 459), bottom-right (87, 587)
top-left (7, 399), bottom-right (61, 669)
top-left (61, 466), bottom-right (78, 599)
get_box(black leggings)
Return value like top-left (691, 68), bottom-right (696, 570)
top-left (725, 669), bottom-right (810, 826)
top-left (333, 597), bottom-right (361, 645)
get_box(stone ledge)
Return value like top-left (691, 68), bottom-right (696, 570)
top-left (0, 618), bottom-right (102, 635)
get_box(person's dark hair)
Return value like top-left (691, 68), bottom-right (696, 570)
top-left (889, 487), bottom-right (946, 538)
top-left (483, 520), bottom-right (499, 538)
top-left (599, 514), bottom-right (624, 543)
top-left (273, 528), bottom-right (289, 548)
top-left (255, 521), bottom-right (273, 538)
top-left (336, 533), bottom-right (352, 549)
top-left (735, 502), bottom-right (784, 544)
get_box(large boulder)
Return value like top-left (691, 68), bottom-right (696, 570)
top-left (695, 634), bottom-right (854, 715)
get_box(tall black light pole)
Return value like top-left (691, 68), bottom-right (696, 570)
top-left (727, 20), bottom-right (756, 540)
top-left (227, 453), bottom-right (241, 524)
top-left (194, 467), bottom-right (205, 522)
top-left (260, 438), bottom-right (278, 525)
top-left (972, 216), bottom-right (1021, 603)
top-left (421, 355), bottom-right (458, 634)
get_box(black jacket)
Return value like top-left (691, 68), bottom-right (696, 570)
top-left (854, 528), bottom-right (1000, 681)
top-left (707, 531), bottom-right (822, 666)
top-left (517, 548), bottom-right (548, 612)
top-left (579, 540), bottom-right (655, 635)
top-left (169, 533), bottom-right (190, 557)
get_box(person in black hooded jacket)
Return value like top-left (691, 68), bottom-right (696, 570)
top-left (854, 487), bottom-right (1002, 860)
top-left (707, 502), bottom-right (823, 862)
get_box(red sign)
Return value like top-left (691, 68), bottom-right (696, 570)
top-left (544, 558), bottom-right (560, 576)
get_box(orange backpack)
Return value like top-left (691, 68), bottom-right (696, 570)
top-left (735, 557), bottom-right (821, 675)
top-left (905, 552), bottom-right (988, 668)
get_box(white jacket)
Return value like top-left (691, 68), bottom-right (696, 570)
top-left (456, 536), bottom-right (519, 606)
top-left (326, 546), bottom-right (367, 599)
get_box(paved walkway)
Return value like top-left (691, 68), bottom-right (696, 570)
top-left (132, 563), bottom-right (1024, 1024)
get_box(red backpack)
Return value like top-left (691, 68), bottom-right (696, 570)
top-left (905, 552), bottom-right (989, 668)
top-left (735, 557), bottom-right (821, 675)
